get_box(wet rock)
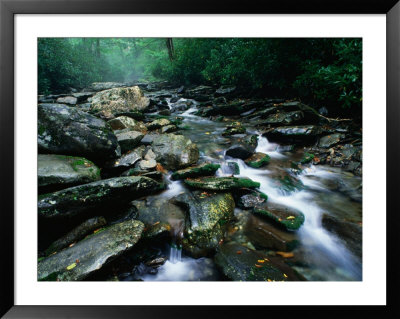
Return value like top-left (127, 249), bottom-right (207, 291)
top-left (158, 109), bottom-right (171, 116)
top-left (225, 144), bottom-right (255, 160)
top-left (38, 220), bottom-right (144, 281)
top-left (177, 85), bottom-right (185, 94)
top-left (152, 134), bottom-right (199, 170)
top-left (263, 111), bottom-right (304, 126)
top-left (44, 216), bottom-right (107, 256)
top-left (183, 85), bottom-right (214, 100)
top-left (138, 159), bottom-right (157, 170)
top-left (132, 198), bottom-right (186, 240)
top-left (300, 152), bottom-right (315, 164)
top-left (38, 176), bottom-right (164, 219)
top-left (184, 176), bottom-right (260, 191)
top-left (107, 146), bottom-right (145, 170)
top-left (108, 116), bottom-right (147, 133)
top-left (318, 133), bottom-right (345, 148)
top-left (214, 242), bottom-right (293, 281)
top-left (322, 214), bottom-right (362, 258)
top-left (222, 125), bottom-right (246, 136)
top-left (173, 191), bottom-right (235, 257)
top-left (272, 172), bottom-right (304, 194)
top-left (91, 86), bottom-right (150, 118)
top-left (244, 214), bottom-right (299, 252)
top-left (171, 163), bottom-right (221, 181)
top-left (116, 131), bottom-right (144, 153)
top-left (244, 152), bottom-right (270, 168)
top-left (161, 124), bottom-right (177, 134)
top-left (263, 125), bottom-right (328, 143)
top-left (140, 133), bottom-right (159, 145)
top-left (253, 202), bottom-right (305, 231)
top-left (147, 118), bottom-right (171, 130)
top-left (56, 96), bottom-right (78, 105)
top-left (38, 103), bottom-right (120, 161)
top-left (38, 154), bottom-right (100, 190)
top-left (237, 191), bottom-right (268, 209)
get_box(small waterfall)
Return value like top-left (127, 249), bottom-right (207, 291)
top-left (255, 135), bottom-right (287, 159)
top-left (168, 218), bottom-right (184, 264)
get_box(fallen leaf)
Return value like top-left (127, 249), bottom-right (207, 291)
top-left (286, 216), bottom-right (296, 220)
top-left (276, 251), bottom-right (294, 258)
top-left (66, 263), bottom-right (76, 270)
top-left (255, 264), bottom-right (263, 268)
top-left (257, 259), bottom-right (265, 263)
top-left (236, 251), bottom-right (242, 255)
top-left (75, 259), bottom-right (80, 264)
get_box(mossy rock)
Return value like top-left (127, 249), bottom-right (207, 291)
top-left (252, 202), bottom-right (305, 231)
top-left (245, 152), bottom-right (270, 168)
top-left (171, 163), bottom-right (220, 180)
top-left (222, 126), bottom-right (246, 136)
top-left (273, 173), bottom-right (304, 194)
top-left (300, 152), bottom-right (315, 164)
top-left (184, 176), bottom-right (260, 191)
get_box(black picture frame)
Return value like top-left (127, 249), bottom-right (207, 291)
top-left (1, 0), bottom-right (399, 317)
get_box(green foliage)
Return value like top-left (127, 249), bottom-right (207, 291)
top-left (38, 37), bottom-right (362, 111)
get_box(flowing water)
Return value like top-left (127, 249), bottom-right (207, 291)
top-left (138, 98), bottom-right (362, 281)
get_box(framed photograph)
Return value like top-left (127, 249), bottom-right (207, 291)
top-left (1, 0), bottom-right (398, 317)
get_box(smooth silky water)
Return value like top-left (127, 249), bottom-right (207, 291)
top-left (139, 99), bottom-right (362, 281)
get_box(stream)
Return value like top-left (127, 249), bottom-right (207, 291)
top-left (135, 97), bottom-right (362, 282)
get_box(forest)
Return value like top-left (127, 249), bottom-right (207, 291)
top-left (38, 37), bottom-right (362, 282)
top-left (38, 38), bottom-right (362, 115)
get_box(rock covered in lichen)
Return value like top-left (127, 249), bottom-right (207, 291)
top-left (38, 154), bottom-right (100, 190)
top-left (38, 103), bottom-right (121, 161)
top-left (38, 220), bottom-right (144, 281)
top-left (244, 152), bottom-right (270, 168)
top-left (173, 191), bottom-right (235, 257)
top-left (38, 176), bottom-right (165, 219)
top-left (90, 86), bottom-right (150, 118)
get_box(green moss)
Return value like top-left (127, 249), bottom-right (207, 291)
top-left (300, 152), bottom-right (315, 164)
top-left (253, 208), bottom-right (305, 230)
top-left (246, 154), bottom-right (270, 168)
top-left (184, 177), bottom-right (260, 191)
top-left (38, 124), bottom-right (46, 135)
top-left (171, 163), bottom-right (220, 180)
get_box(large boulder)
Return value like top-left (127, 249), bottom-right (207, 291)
top-left (214, 242), bottom-right (297, 281)
top-left (152, 134), bottom-right (199, 170)
top-left (38, 103), bottom-right (120, 161)
top-left (38, 154), bottom-right (100, 190)
top-left (38, 220), bottom-right (144, 281)
top-left (173, 191), bottom-right (235, 257)
top-left (91, 86), bottom-right (150, 118)
top-left (38, 176), bottom-right (165, 220)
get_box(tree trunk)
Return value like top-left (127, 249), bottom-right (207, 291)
top-left (166, 38), bottom-right (175, 61)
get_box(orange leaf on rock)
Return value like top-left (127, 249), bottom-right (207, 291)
top-left (276, 251), bottom-right (294, 258)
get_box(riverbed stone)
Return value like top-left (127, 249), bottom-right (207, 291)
top-left (263, 111), bottom-right (304, 126)
top-left (214, 242), bottom-right (292, 281)
top-left (116, 131), bottom-right (144, 153)
top-left (38, 103), bottom-right (121, 161)
top-left (56, 96), bottom-right (78, 105)
top-left (161, 124), bottom-right (177, 133)
top-left (152, 134), bottom-right (199, 170)
top-left (91, 86), bottom-right (150, 118)
top-left (184, 176), bottom-right (260, 191)
top-left (44, 216), bottom-right (107, 256)
top-left (146, 118), bottom-right (171, 130)
top-left (38, 176), bottom-right (164, 219)
top-left (108, 116), bottom-right (147, 133)
top-left (263, 125), bottom-right (327, 143)
top-left (38, 220), bottom-right (144, 281)
top-left (244, 214), bottom-right (299, 251)
top-left (225, 144), bottom-right (255, 160)
top-left (173, 191), bottom-right (235, 257)
top-left (244, 152), bottom-right (270, 168)
top-left (253, 202), bottom-right (305, 231)
top-left (171, 163), bottom-right (220, 180)
top-left (318, 133), bottom-right (345, 148)
top-left (38, 154), bottom-right (101, 189)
